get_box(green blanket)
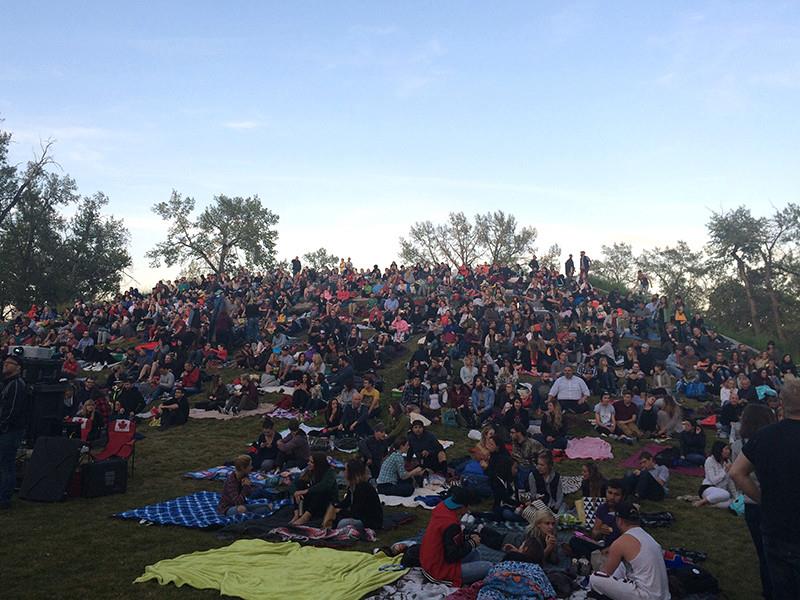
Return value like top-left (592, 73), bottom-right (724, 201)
top-left (135, 540), bottom-right (407, 600)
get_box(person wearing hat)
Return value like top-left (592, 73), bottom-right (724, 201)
top-left (420, 486), bottom-right (493, 586)
top-left (588, 500), bottom-right (670, 599)
top-left (0, 353), bottom-right (28, 509)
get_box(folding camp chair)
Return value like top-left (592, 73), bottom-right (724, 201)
top-left (93, 419), bottom-right (137, 477)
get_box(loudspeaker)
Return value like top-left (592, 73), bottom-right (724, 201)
top-left (20, 436), bottom-right (82, 502)
top-left (27, 382), bottom-right (69, 443)
top-left (20, 358), bottom-right (63, 385)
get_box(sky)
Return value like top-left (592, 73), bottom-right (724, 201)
top-left (2, 1), bottom-right (800, 289)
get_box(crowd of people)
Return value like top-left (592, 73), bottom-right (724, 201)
top-left (1, 253), bottom-right (798, 599)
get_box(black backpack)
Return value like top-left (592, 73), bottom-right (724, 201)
top-left (669, 564), bottom-right (720, 597)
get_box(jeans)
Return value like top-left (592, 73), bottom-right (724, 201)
top-left (337, 517), bottom-right (364, 531)
top-left (745, 504), bottom-right (772, 599)
top-left (460, 549), bottom-right (493, 585)
top-left (622, 471), bottom-right (665, 501)
top-left (763, 534), bottom-right (799, 600)
top-left (0, 429), bottom-right (26, 506)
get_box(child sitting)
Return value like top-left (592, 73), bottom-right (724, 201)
top-left (217, 455), bottom-right (270, 516)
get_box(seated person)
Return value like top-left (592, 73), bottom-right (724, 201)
top-left (321, 396), bottom-right (344, 435)
top-left (485, 436), bottom-right (520, 519)
top-left (376, 437), bottom-right (425, 497)
top-left (533, 400), bottom-right (568, 450)
top-left (217, 455), bottom-right (270, 516)
top-left (291, 378), bottom-right (312, 412)
top-left (613, 391), bottom-right (641, 439)
top-left (622, 451), bottom-right (669, 501)
top-left (276, 420), bottom-right (310, 469)
top-left (529, 508), bottom-right (570, 573)
top-left (341, 392), bottom-right (372, 437)
top-left (158, 386), bottom-right (189, 430)
top-left (581, 461), bottom-right (608, 498)
top-left (509, 424), bottom-right (543, 491)
top-left (655, 395), bottom-right (683, 438)
top-left (401, 375), bottom-right (430, 409)
top-left (323, 459), bottom-right (383, 531)
top-left (250, 417), bottom-right (282, 471)
top-left (588, 501), bottom-right (670, 600)
top-left (420, 486), bottom-right (492, 586)
top-left (637, 393), bottom-right (659, 437)
top-left (502, 396), bottom-right (530, 432)
top-left (112, 376), bottom-right (145, 417)
top-left (593, 392), bottom-right (617, 436)
top-left (694, 441), bottom-right (738, 509)
top-left (360, 377), bottom-right (382, 419)
top-left (358, 423), bottom-right (389, 479)
top-left (528, 451), bottom-right (564, 513)
top-left (72, 399), bottom-right (105, 442)
top-left (289, 452), bottom-right (338, 526)
top-left (489, 538), bottom-right (557, 600)
top-left (678, 419), bottom-right (706, 466)
top-left (407, 420), bottom-right (447, 474)
top-left (180, 362), bottom-right (201, 394)
top-left (719, 393), bottom-right (743, 439)
top-left (385, 401), bottom-right (411, 443)
top-left (569, 478), bottom-right (625, 559)
top-left (470, 377), bottom-right (496, 425)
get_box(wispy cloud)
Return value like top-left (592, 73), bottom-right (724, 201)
top-left (223, 120), bottom-right (262, 130)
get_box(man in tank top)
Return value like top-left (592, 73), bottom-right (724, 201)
top-left (589, 500), bottom-right (670, 599)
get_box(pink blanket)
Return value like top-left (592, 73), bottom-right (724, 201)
top-left (565, 437), bottom-right (613, 460)
top-left (621, 444), bottom-right (704, 477)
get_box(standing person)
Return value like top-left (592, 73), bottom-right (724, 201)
top-left (588, 501), bottom-right (670, 599)
top-left (548, 366), bottom-right (590, 413)
top-left (565, 254), bottom-right (575, 279)
top-left (0, 354), bottom-right (27, 509)
top-left (731, 404), bottom-right (777, 600)
top-left (420, 486), bottom-right (492, 586)
top-left (731, 379), bottom-right (800, 600)
top-left (579, 251), bottom-right (591, 278)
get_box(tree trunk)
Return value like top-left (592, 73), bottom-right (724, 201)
top-left (762, 260), bottom-right (785, 343)
top-left (733, 253), bottom-right (760, 335)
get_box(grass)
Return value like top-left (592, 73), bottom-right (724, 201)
top-left (4, 341), bottom-right (760, 599)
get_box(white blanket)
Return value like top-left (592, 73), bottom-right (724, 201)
top-left (379, 485), bottom-right (447, 510)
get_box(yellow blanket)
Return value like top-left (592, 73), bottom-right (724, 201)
top-left (135, 539), bottom-right (407, 600)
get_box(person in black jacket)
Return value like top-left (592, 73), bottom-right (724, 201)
top-left (342, 393), bottom-right (372, 437)
top-left (251, 417), bottom-right (282, 471)
top-left (323, 459), bottom-right (383, 531)
top-left (159, 386), bottom-right (189, 430)
top-left (358, 423), bottom-right (389, 479)
top-left (678, 419), bottom-right (706, 466)
top-left (112, 376), bottom-right (145, 417)
top-left (408, 420), bottom-right (447, 474)
top-left (0, 354), bottom-right (27, 509)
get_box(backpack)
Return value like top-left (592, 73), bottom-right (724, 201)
top-left (655, 447), bottom-right (680, 468)
top-left (668, 564), bottom-right (720, 597)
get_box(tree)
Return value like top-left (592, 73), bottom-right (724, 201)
top-left (637, 241), bottom-right (708, 309)
top-left (539, 243), bottom-right (562, 270)
top-left (706, 207), bottom-right (763, 335)
top-left (146, 191), bottom-right (279, 276)
top-left (399, 212), bottom-right (481, 268)
top-left (475, 210), bottom-right (537, 265)
top-left (592, 242), bottom-right (636, 289)
top-left (60, 192), bottom-right (132, 300)
top-left (303, 247), bottom-right (339, 271)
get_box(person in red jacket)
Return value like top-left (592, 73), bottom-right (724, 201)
top-left (420, 486), bottom-right (492, 586)
top-left (180, 362), bottom-right (201, 395)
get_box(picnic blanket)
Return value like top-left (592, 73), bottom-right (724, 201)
top-left (189, 404), bottom-right (275, 420)
top-left (621, 444), bottom-right (704, 477)
top-left (380, 485), bottom-right (447, 510)
top-left (115, 491), bottom-right (290, 528)
top-left (279, 423), bottom-right (325, 437)
top-left (134, 539), bottom-right (408, 600)
top-left (367, 567), bottom-right (457, 599)
top-left (267, 408), bottom-right (303, 420)
top-left (268, 524), bottom-right (376, 547)
top-left (565, 437), bottom-right (613, 460)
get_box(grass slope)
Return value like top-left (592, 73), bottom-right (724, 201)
top-left (5, 342), bottom-right (759, 599)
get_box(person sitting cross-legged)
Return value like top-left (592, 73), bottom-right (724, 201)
top-left (216, 455), bottom-right (272, 516)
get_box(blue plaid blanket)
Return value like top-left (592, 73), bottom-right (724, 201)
top-left (115, 491), bottom-right (291, 529)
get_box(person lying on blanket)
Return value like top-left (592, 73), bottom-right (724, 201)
top-left (420, 486), bottom-right (493, 587)
top-left (289, 452), bottom-right (338, 526)
top-left (322, 459), bottom-right (383, 531)
top-left (217, 455), bottom-right (271, 516)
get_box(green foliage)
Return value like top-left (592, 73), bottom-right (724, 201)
top-left (146, 191), bottom-right (279, 275)
top-left (302, 247), bottom-right (339, 271)
top-left (592, 242), bottom-right (636, 289)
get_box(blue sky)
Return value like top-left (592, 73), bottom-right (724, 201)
top-left (3, 1), bottom-right (799, 288)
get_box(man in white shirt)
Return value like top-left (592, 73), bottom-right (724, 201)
top-left (548, 366), bottom-right (590, 413)
top-left (589, 501), bottom-right (671, 599)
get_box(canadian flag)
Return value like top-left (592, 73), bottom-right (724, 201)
top-left (115, 419), bottom-right (132, 432)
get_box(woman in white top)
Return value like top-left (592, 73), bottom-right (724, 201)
top-left (694, 441), bottom-right (737, 509)
top-left (720, 377), bottom-right (738, 406)
top-left (460, 356), bottom-right (478, 386)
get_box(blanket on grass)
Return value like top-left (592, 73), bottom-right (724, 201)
top-left (621, 444), bottom-right (704, 477)
top-left (367, 567), bottom-right (457, 600)
top-left (115, 491), bottom-right (290, 529)
top-left (134, 539), bottom-right (407, 600)
top-left (268, 524), bottom-right (376, 547)
top-left (380, 485), bottom-right (447, 510)
top-left (565, 437), bottom-right (613, 460)
top-left (189, 404), bottom-right (275, 420)
top-left (183, 458), bottom-right (343, 484)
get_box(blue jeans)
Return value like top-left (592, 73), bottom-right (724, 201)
top-left (763, 534), bottom-right (800, 600)
top-left (0, 429), bottom-right (25, 506)
top-left (460, 549), bottom-right (492, 584)
top-left (337, 517), bottom-right (364, 531)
